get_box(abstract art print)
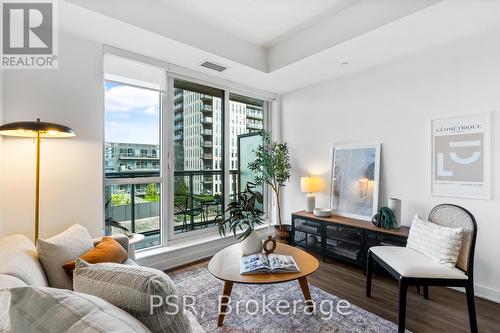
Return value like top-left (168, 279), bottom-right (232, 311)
top-left (330, 143), bottom-right (381, 221)
top-left (431, 113), bottom-right (491, 199)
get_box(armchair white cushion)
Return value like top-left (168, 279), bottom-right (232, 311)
top-left (370, 246), bottom-right (467, 280)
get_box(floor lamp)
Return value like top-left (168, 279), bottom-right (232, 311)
top-left (0, 119), bottom-right (75, 241)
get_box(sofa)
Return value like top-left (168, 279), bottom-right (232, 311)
top-left (0, 233), bottom-right (204, 332)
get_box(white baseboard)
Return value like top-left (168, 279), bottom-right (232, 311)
top-left (450, 284), bottom-right (500, 304)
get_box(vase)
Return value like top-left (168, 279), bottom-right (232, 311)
top-left (240, 230), bottom-right (263, 255)
top-left (388, 198), bottom-right (401, 228)
top-left (275, 225), bottom-right (292, 244)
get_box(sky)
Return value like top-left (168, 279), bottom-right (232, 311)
top-left (105, 81), bottom-right (160, 145)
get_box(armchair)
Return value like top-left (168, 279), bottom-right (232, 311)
top-left (366, 204), bottom-right (478, 333)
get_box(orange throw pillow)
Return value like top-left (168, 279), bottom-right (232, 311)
top-left (63, 236), bottom-right (128, 278)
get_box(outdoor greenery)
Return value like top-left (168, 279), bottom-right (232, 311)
top-left (111, 191), bottom-right (131, 206)
top-left (248, 131), bottom-right (291, 228)
top-left (217, 183), bottom-right (264, 240)
top-left (144, 183), bottom-right (160, 202)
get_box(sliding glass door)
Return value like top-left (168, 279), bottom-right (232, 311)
top-left (171, 79), bottom-right (224, 234)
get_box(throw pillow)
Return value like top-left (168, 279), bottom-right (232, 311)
top-left (9, 286), bottom-right (150, 333)
top-left (36, 224), bottom-right (94, 289)
top-left (407, 214), bottom-right (463, 267)
top-left (73, 259), bottom-right (193, 333)
top-left (63, 236), bottom-right (128, 278)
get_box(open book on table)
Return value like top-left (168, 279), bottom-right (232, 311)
top-left (240, 253), bottom-right (300, 275)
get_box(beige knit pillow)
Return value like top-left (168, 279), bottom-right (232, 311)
top-left (73, 259), bottom-right (193, 333)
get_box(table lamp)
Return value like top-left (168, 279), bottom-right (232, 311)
top-left (0, 119), bottom-right (75, 240)
top-left (301, 176), bottom-right (322, 213)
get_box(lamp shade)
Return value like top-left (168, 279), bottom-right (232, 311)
top-left (0, 119), bottom-right (75, 138)
top-left (301, 176), bottom-right (322, 193)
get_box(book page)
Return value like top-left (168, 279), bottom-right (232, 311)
top-left (240, 253), bottom-right (270, 274)
top-left (268, 254), bottom-right (300, 272)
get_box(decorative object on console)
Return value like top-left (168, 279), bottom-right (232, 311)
top-left (330, 143), bottom-right (381, 221)
top-left (313, 208), bottom-right (332, 217)
top-left (216, 183), bottom-right (264, 255)
top-left (248, 130), bottom-right (291, 241)
top-left (431, 113), bottom-right (491, 199)
top-left (388, 198), bottom-right (402, 227)
top-left (301, 176), bottom-right (322, 212)
top-left (371, 207), bottom-right (397, 230)
top-left (0, 118), bottom-right (75, 241)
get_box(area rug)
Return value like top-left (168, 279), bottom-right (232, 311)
top-left (169, 262), bottom-right (408, 333)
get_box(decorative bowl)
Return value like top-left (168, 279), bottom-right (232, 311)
top-left (313, 208), bottom-right (332, 217)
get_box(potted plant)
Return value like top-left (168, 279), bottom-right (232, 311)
top-left (216, 183), bottom-right (265, 255)
top-left (248, 131), bottom-right (291, 243)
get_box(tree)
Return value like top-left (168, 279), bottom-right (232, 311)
top-left (144, 183), bottom-right (160, 202)
top-left (248, 131), bottom-right (291, 228)
top-left (111, 191), bottom-right (130, 206)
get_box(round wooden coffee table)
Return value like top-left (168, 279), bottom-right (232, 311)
top-left (208, 242), bottom-right (319, 326)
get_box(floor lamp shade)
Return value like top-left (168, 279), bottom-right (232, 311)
top-left (0, 119), bottom-right (75, 240)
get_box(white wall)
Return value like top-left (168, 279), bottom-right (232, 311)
top-left (0, 32), bottom-right (104, 239)
top-left (281, 29), bottom-right (500, 302)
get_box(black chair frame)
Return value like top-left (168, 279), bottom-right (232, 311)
top-left (366, 204), bottom-right (478, 333)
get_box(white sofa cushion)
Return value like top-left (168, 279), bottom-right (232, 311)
top-left (74, 259), bottom-right (194, 333)
top-left (371, 246), bottom-right (468, 279)
top-left (406, 214), bottom-right (463, 267)
top-left (0, 274), bottom-right (27, 289)
top-left (0, 234), bottom-right (48, 287)
top-left (9, 286), bottom-right (150, 333)
top-left (36, 224), bottom-right (94, 289)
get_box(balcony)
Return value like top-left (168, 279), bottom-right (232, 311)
top-left (246, 122), bottom-right (263, 130)
top-left (174, 103), bottom-right (183, 111)
top-left (174, 124), bottom-right (183, 130)
top-left (201, 105), bottom-right (213, 113)
top-left (201, 129), bottom-right (212, 136)
top-left (105, 170), bottom-right (242, 248)
top-left (246, 111), bottom-right (263, 120)
top-left (174, 113), bottom-right (183, 121)
top-left (202, 117), bottom-right (213, 125)
top-left (201, 141), bottom-right (213, 148)
top-left (119, 154), bottom-right (159, 160)
top-left (203, 153), bottom-right (213, 159)
top-left (201, 95), bottom-right (213, 102)
top-left (174, 134), bottom-right (183, 141)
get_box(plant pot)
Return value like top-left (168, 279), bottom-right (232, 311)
top-left (240, 230), bottom-right (263, 255)
top-left (275, 225), bottom-right (292, 244)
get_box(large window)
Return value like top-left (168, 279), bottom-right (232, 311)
top-left (103, 53), bottom-right (272, 248)
top-left (104, 81), bottom-right (163, 250)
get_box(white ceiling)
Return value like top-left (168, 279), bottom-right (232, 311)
top-left (159, 0), bottom-right (357, 47)
top-left (61, 0), bottom-right (500, 94)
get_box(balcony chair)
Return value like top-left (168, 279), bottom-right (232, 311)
top-left (366, 204), bottom-right (478, 333)
top-left (174, 193), bottom-right (205, 232)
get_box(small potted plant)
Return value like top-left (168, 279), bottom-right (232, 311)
top-left (216, 183), bottom-right (265, 255)
top-left (248, 131), bottom-right (291, 243)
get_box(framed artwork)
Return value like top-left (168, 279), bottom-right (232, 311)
top-left (431, 113), bottom-right (492, 199)
top-left (330, 143), bottom-right (381, 221)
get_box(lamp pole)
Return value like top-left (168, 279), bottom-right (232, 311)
top-left (35, 128), bottom-right (41, 241)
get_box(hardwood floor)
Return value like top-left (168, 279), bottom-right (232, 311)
top-left (308, 257), bottom-right (500, 333)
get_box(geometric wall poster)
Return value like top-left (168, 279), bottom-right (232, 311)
top-left (431, 112), bottom-right (491, 199)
